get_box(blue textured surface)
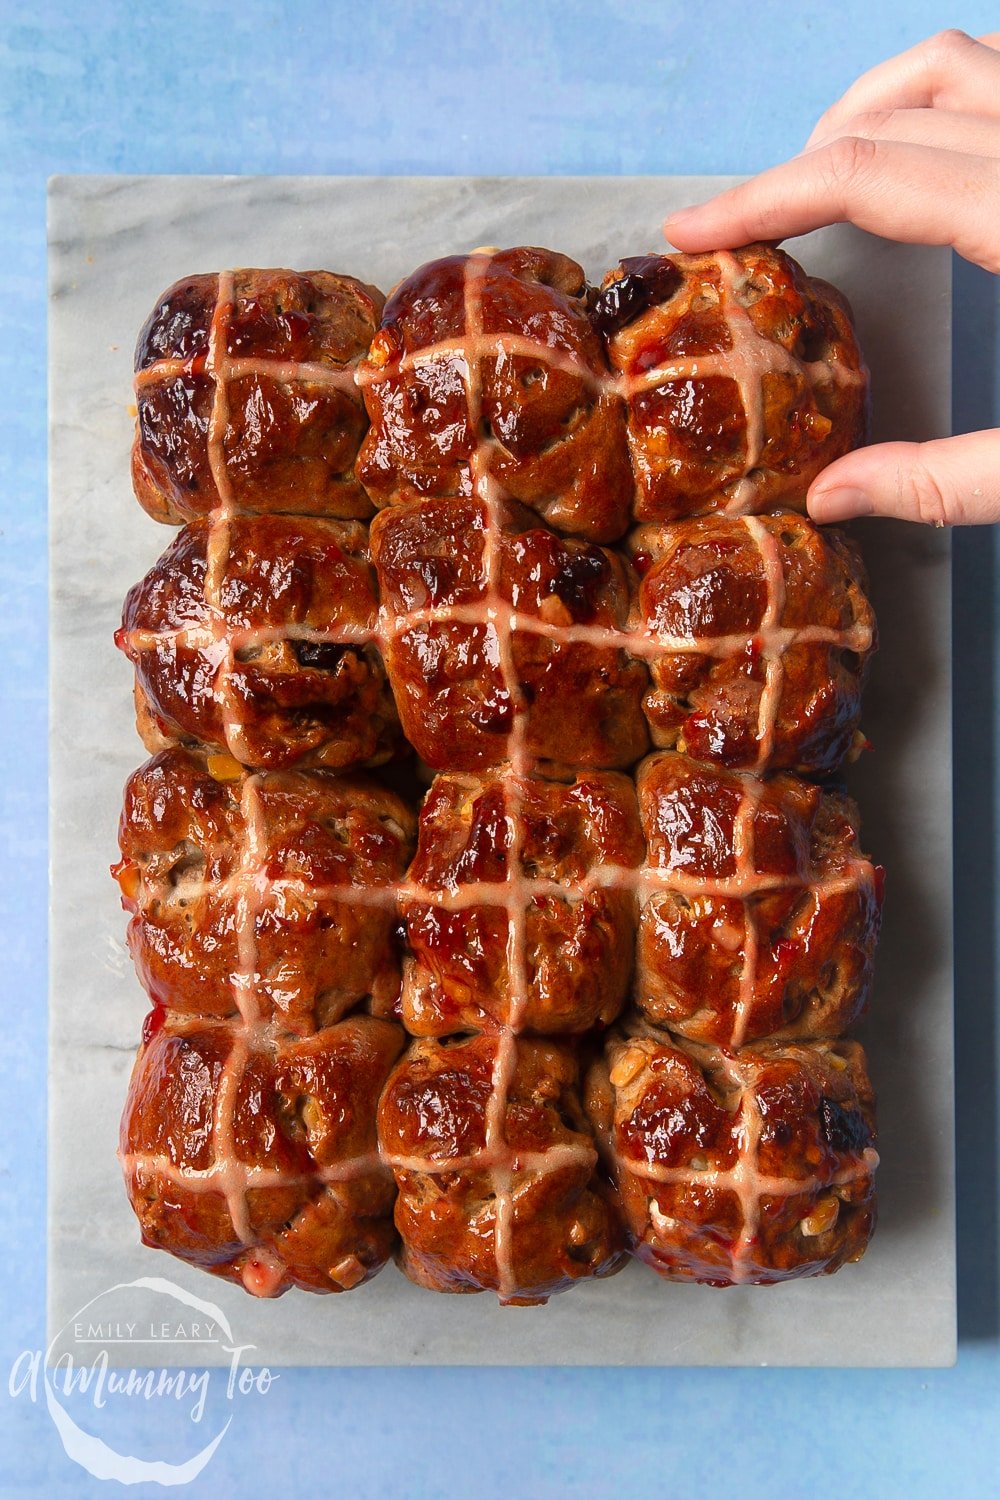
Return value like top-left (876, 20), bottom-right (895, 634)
top-left (2, 3), bottom-right (998, 1495)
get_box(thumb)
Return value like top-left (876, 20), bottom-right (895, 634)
top-left (806, 433), bottom-right (1000, 526)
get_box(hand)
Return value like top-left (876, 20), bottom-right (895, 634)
top-left (662, 30), bottom-right (1000, 526)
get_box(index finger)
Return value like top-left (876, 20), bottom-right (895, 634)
top-left (662, 137), bottom-right (1000, 268)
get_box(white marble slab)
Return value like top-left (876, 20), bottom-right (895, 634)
top-left (48, 176), bottom-right (955, 1366)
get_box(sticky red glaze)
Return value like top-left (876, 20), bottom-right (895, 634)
top-left (634, 752), bottom-right (881, 1046)
top-left (378, 1033), bottom-right (496, 1158)
top-left (121, 1015), bottom-right (404, 1293)
top-left (368, 491), bottom-right (487, 610)
top-left (131, 268), bottom-right (383, 524)
top-left (632, 376), bottom-right (747, 503)
top-left (223, 266), bottom-right (383, 365)
top-left (601, 244), bottom-right (868, 522)
top-left (135, 275), bottom-right (218, 368)
top-left (124, 1027), bottom-right (229, 1172)
top-left (754, 1056), bottom-right (846, 1180)
top-left (630, 512), bottom-right (876, 776)
top-left (401, 769), bottom-right (644, 1035)
top-left (617, 1046), bottom-right (740, 1170)
top-left (639, 755), bottom-right (747, 880)
top-left (141, 1002), bottom-right (167, 1047)
top-left (378, 1035), bottom-right (626, 1301)
top-left (119, 242), bottom-right (879, 1303)
top-left (598, 1032), bottom-right (876, 1284)
top-left (590, 256), bottom-right (684, 340)
top-left (117, 748), bottom-right (415, 1029)
top-left (118, 514), bottom-right (399, 771)
top-left (371, 494), bottom-right (648, 773)
top-left (358, 247), bottom-right (633, 542)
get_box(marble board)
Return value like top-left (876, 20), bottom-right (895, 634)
top-left (48, 176), bottom-right (955, 1366)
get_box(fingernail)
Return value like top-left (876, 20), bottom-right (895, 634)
top-left (808, 486), bottom-right (874, 523)
top-left (663, 204), bottom-right (700, 228)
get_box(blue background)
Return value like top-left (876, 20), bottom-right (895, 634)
top-left (2, 3), bottom-right (998, 1494)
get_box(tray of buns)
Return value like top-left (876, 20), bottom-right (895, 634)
top-left (48, 176), bottom-right (955, 1365)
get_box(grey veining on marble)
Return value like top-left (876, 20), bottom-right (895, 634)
top-left (48, 176), bottom-right (955, 1367)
